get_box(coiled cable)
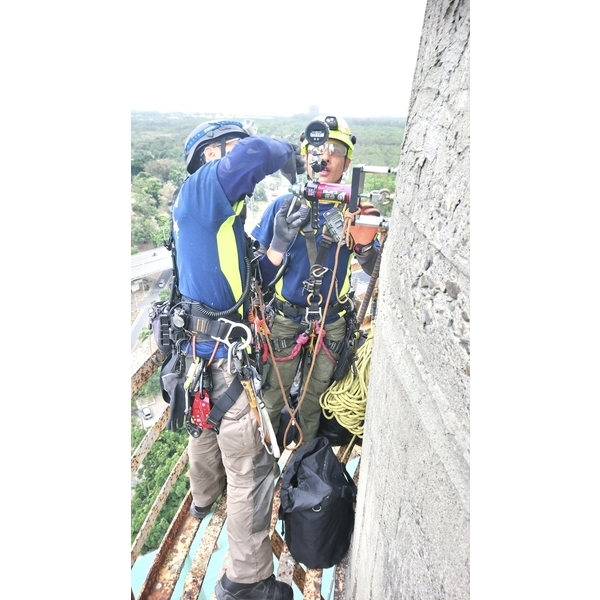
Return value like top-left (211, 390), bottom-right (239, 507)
top-left (319, 325), bottom-right (375, 439)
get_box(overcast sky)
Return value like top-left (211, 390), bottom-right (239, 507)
top-left (130, 0), bottom-right (428, 119)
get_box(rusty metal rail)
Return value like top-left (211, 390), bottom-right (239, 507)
top-left (131, 339), bottom-right (362, 600)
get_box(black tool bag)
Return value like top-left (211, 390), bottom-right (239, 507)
top-left (317, 413), bottom-right (362, 447)
top-left (278, 437), bottom-right (357, 569)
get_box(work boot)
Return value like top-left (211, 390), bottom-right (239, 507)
top-left (215, 573), bottom-right (293, 600)
top-left (190, 502), bottom-right (212, 520)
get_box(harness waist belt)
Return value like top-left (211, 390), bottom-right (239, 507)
top-left (187, 317), bottom-right (233, 339)
top-left (273, 298), bottom-right (347, 318)
top-left (181, 298), bottom-right (243, 340)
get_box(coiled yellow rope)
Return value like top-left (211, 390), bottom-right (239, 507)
top-left (319, 325), bottom-right (375, 439)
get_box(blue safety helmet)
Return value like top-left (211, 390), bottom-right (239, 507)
top-left (184, 120), bottom-right (255, 174)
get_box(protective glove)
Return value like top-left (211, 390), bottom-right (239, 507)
top-left (279, 143), bottom-right (306, 183)
top-left (270, 197), bottom-right (311, 253)
top-left (162, 371), bottom-right (186, 431)
top-left (349, 203), bottom-right (381, 256)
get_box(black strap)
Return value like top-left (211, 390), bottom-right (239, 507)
top-left (180, 298), bottom-right (248, 340)
top-left (273, 298), bottom-right (348, 319)
top-left (324, 338), bottom-right (345, 354)
top-left (341, 464), bottom-right (358, 502)
top-left (187, 317), bottom-right (246, 340)
top-left (206, 377), bottom-right (244, 433)
top-left (302, 205), bottom-right (334, 275)
top-left (314, 234), bottom-right (334, 268)
top-left (304, 227), bottom-right (318, 267)
top-left (302, 229), bottom-right (335, 303)
top-left (271, 337), bottom-right (297, 352)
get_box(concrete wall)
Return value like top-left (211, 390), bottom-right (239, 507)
top-left (348, 0), bottom-right (470, 598)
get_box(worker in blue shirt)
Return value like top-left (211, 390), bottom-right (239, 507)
top-left (251, 114), bottom-right (379, 447)
top-left (165, 119), bottom-right (304, 600)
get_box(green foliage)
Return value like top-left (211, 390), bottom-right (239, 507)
top-left (131, 215), bottom-right (157, 245)
top-left (252, 181), bottom-right (267, 203)
top-left (131, 421), bottom-right (145, 450)
top-left (158, 288), bottom-right (171, 301)
top-left (134, 370), bottom-right (161, 399)
top-left (131, 151), bottom-right (154, 179)
top-left (152, 214), bottom-right (171, 247)
top-left (131, 112), bottom-right (405, 252)
top-left (131, 112), bottom-right (406, 180)
top-left (132, 371), bottom-right (161, 412)
top-left (131, 422), bottom-right (189, 553)
top-left (144, 158), bottom-right (175, 183)
top-left (132, 172), bottom-right (164, 204)
top-left (168, 163), bottom-right (187, 188)
top-left (138, 327), bottom-right (151, 343)
top-left (132, 196), bottom-right (158, 218)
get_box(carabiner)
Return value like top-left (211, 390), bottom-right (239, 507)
top-left (212, 317), bottom-right (252, 351)
top-left (227, 340), bottom-right (245, 375)
top-left (310, 265), bottom-right (328, 280)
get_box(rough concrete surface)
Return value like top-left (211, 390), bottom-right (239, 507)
top-left (348, 0), bottom-right (470, 597)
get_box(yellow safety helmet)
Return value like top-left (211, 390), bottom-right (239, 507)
top-left (300, 115), bottom-right (356, 159)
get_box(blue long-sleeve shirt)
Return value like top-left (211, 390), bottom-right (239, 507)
top-left (251, 195), bottom-right (356, 323)
top-left (172, 135), bottom-right (292, 357)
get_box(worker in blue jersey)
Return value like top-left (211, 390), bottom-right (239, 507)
top-left (251, 114), bottom-right (380, 447)
top-left (165, 119), bottom-right (304, 600)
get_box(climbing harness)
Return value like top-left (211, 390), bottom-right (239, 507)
top-left (261, 190), bottom-right (361, 449)
top-left (258, 154), bottom-right (394, 451)
top-left (149, 188), bottom-right (283, 446)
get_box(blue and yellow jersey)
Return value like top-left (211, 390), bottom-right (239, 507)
top-left (252, 195), bottom-right (355, 323)
top-left (173, 160), bottom-right (247, 316)
top-left (172, 136), bottom-right (293, 357)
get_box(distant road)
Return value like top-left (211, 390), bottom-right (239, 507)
top-left (131, 249), bottom-right (173, 350)
top-left (131, 269), bottom-right (172, 350)
top-left (131, 246), bottom-right (172, 281)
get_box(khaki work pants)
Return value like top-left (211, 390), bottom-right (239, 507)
top-left (262, 314), bottom-right (346, 444)
top-left (187, 357), bottom-right (276, 584)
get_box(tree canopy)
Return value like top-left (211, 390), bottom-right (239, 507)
top-left (131, 111), bottom-right (404, 248)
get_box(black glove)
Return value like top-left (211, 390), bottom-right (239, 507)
top-left (270, 197), bottom-right (310, 253)
top-left (162, 371), bottom-right (186, 431)
top-left (280, 143), bottom-right (306, 183)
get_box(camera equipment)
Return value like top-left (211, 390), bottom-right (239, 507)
top-left (304, 119), bottom-right (330, 147)
top-left (286, 164), bottom-right (396, 231)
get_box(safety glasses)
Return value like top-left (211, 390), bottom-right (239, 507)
top-left (205, 137), bottom-right (241, 154)
top-left (307, 142), bottom-right (347, 157)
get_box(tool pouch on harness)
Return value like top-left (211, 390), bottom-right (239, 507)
top-left (149, 300), bottom-right (173, 355)
top-left (330, 303), bottom-right (359, 382)
top-left (278, 436), bottom-right (357, 569)
top-left (157, 351), bottom-right (187, 431)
